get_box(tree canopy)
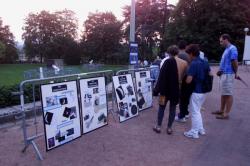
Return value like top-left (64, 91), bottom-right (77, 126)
top-left (0, 18), bottom-right (18, 63)
top-left (1, 0), bottom-right (250, 64)
top-left (122, 0), bottom-right (175, 61)
top-left (81, 12), bottom-right (125, 64)
top-left (22, 9), bottom-right (79, 63)
top-left (165, 0), bottom-right (250, 60)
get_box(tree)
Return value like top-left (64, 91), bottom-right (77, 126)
top-left (81, 12), bottom-right (123, 64)
top-left (22, 10), bottom-right (78, 63)
top-left (165, 0), bottom-right (250, 61)
top-left (55, 9), bottom-right (78, 39)
top-left (47, 36), bottom-right (81, 65)
top-left (122, 0), bottom-right (175, 60)
top-left (0, 18), bottom-right (18, 63)
top-left (0, 41), bottom-right (6, 60)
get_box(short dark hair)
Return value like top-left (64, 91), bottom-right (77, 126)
top-left (178, 40), bottom-right (187, 50)
top-left (167, 45), bottom-right (179, 56)
top-left (220, 34), bottom-right (231, 42)
top-left (186, 44), bottom-right (200, 57)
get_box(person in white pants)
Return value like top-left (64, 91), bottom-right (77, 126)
top-left (188, 93), bottom-right (206, 138)
top-left (184, 44), bottom-right (212, 139)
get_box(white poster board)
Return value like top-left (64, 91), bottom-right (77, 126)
top-left (243, 35), bottom-right (250, 64)
top-left (113, 74), bottom-right (138, 122)
top-left (41, 81), bottom-right (81, 151)
top-left (79, 77), bottom-right (108, 134)
top-left (135, 70), bottom-right (153, 111)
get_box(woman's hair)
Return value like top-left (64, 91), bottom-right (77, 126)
top-left (186, 44), bottom-right (200, 57)
top-left (167, 45), bottom-right (179, 56)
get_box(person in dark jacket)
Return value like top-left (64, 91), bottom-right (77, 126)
top-left (152, 45), bottom-right (180, 135)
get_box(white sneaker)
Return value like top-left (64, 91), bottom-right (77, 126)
top-left (175, 116), bottom-right (187, 123)
top-left (184, 130), bottom-right (199, 139)
top-left (185, 115), bottom-right (190, 119)
top-left (198, 129), bottom-right (206, 135)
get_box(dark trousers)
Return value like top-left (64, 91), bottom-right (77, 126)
top-left (157, 101), bottom-right (176, 128)
top-left (178, 77), bottom-right (194, 119)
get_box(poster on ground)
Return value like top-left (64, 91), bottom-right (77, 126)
top-left (113, 74), bottom-right (138, 122)
top-left (135, 70), bottom-right (153, 111)
top-left (41, 81), bottom-right (81, 151)
top-left (79, 77), bottom-right (108, 134)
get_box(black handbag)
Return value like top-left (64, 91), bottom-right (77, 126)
top-left (202, 73), bottom-right (213, 93)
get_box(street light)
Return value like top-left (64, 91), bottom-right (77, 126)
top-left (244, 27), bottom-right (249, 35)
top-left (129, 0), bottom-right (138, 67)
top-left (130, 0), bottom-right (135, 42)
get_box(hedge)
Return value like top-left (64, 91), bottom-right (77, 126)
top-left (0, 84), bottom-right (40, 108)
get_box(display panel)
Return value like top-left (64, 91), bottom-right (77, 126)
top-left (135, 70), bottom-right (153, 111)
top-left (41, 81), bottom-right (81, 151)
top-left (243, 35), bottom-right (250, 64)
top-left (113, 74), bottom-right (138, 122)
top-left (79, 77), bottom-right (108, 133)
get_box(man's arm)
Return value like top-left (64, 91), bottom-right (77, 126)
top-left (232, 59), bottom-right (238, 78)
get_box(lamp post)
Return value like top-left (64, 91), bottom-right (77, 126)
top-left (244, 27), bottom-right (249, 36)
top-left (130, 0), bottom-right (135, 42)
top-left (129, 0), bottom-right (138, 67)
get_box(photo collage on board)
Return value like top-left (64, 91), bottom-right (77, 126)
top-left (41, 81), bottom-right (81, 151)
top-left (80, 77), bottom-right (108, 133)
top-left (135, 70), bottom-right (153, 111)
top-left (113, 74), bottom-right (138, 122)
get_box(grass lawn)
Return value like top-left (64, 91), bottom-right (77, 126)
top-left (0, 64), bottom-right (127, 86)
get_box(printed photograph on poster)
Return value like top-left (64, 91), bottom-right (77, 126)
top-left (79, 77), bottom-right (108, 134)
top-left (40, 81), bottom-right (81, 151)
top-left (113, 74), bottom-right (138, 122)
top-left (135, 70), bottom-right (153, 111)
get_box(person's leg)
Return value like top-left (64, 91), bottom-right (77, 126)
top-left (153, 104), bottom-right (167, 133)
top-left (197, 94), bottom-right (206, 133)
top-left (217, 74), bottom-right (234, 119)
top-left (184, 93), bottom-right (202, 138)
top-left (184, 90), bottom-right (192, 116)
top-left (167, 102), bottom-right (176, 128)
top-left (178, 93), bottom-right (187, 119)
top-left (213, 75), bottom-right (227, 114)
top-left (178, 82), bottom-right (191, 119)
top-left (157, 104), bottom-right (166, 126)
top-left (225, 95), bottom-right (233, 115)
top-left (220, 95), bottom-right (226, 113)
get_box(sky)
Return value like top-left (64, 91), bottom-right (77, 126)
top-left (0, 0), bottom-right (178, 43)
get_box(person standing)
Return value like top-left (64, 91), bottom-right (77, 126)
top-left (178, 40), bottom-right (190, 63)
top-left (153, 45), bottom-right (186, 135)
top-left (175, 40), bottom-right (192, 122)
top-left (212, 34), bottom-right (238, 119)
top-left (183, 44), bottom-right (212, 139)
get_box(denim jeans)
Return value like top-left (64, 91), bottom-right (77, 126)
top-left (157, 101), bottom-right (176, 128)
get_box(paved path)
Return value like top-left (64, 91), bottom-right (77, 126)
top-left (0, 66), bottom-right (249, 166)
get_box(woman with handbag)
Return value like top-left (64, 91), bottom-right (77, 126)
top-left (153, 45), bottom-right (187, 134)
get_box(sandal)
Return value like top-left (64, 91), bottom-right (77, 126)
top-left (211, 111), bottom-right (223, 115)
top-left (216, 114), bottom-right (229, 120)
top-left (153, 126), bottom-right (161, 133)
top-left (166, 128), bottom-right (173, 135)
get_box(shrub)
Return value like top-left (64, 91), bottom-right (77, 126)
top-left (0, 84), bottom-right (40, 108)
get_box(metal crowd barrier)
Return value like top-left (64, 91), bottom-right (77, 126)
top-left (18, 70), bottom-right (115, 160)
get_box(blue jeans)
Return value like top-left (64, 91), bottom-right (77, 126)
top-left (157, 101), bottom-right (176, 128)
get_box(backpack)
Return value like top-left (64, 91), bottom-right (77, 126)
top-left (202, 68), bottom-right (213, 93)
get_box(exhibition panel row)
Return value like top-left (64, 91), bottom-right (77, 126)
top-left (40, 71), bottom-right (153, 151)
